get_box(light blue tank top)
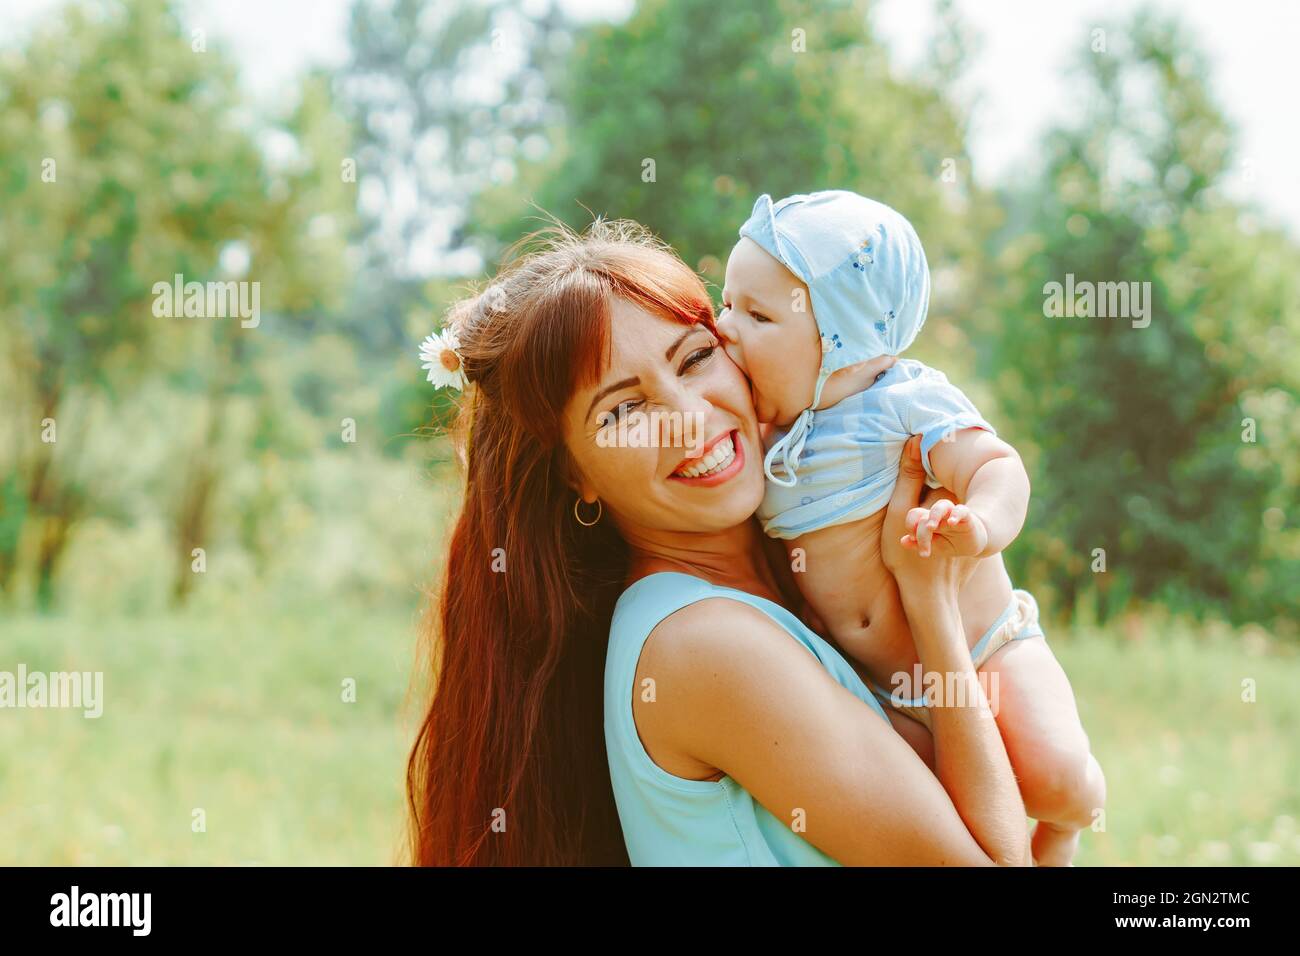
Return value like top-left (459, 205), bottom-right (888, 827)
top-left (603, 570), bottom-right (891, 866)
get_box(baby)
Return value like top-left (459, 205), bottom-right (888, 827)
top-left (717, 190), bottom-right (1105, 866)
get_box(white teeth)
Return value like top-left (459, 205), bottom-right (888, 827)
top-left (674, 435), bottom-right (736, 478)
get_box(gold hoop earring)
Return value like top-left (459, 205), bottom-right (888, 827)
top-left (574, 496), bottom-right (602, 527)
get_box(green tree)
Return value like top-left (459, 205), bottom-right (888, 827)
top-left (477, 0), bottom-right (982, 297)
top-left (336, 0), bottom-right (571, 344)
top-left (337, 0), bottom-right (575, 443)
top-left (976, 10), bottom-right (1299, 626)
top-left (0, 0), bottom-right (352, 607)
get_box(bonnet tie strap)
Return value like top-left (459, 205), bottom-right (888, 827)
top-left (761, 364), bottom-right (832, 488)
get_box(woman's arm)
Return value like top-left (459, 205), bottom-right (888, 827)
top-left (884, 435), bottom-right (1030, 865)
top-left (635, 441), bottom-right (1028, 865)
top-left (635, 597), bottom-right (1017, 865)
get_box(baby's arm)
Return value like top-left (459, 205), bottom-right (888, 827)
top-left (907, 430), bottom-right (1029, 558)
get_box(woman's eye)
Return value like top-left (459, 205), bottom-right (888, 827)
top-left (681, 344), bottom-right (716, 372)
top-left (608, 399), bottom-right (642, 422)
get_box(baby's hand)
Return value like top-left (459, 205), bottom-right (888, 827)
top-left (901, 498), bottom-right (988, 558)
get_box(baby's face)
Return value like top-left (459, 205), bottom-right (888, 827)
top-left (717, 237), bottom-right (822, 426)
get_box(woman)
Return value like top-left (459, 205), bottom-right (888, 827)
top-left (407, 219), bottom-right (1028, 866)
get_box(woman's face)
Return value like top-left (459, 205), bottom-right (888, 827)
top-left (562, 298), bottom-right (766, 534)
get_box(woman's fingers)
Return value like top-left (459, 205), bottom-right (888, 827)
top-left (882, 436), bottom-right (928, 570)
top-left (899, 434), bottom-right (927, 482)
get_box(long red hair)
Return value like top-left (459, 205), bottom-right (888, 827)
top-left (407, 219), bottom-right (717, 865)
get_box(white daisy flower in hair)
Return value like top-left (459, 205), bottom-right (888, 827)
top-left (419, 326), bottom-right (469, 390)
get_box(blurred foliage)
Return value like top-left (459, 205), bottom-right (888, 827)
top-left (972, 11), bottom-right (1298, 628)
top-left (475, 0), bottom-right (986, 297)
top-left (0, 0), bottom-right (430, 612)
top-left (333, 0), bottom-right (573, 353)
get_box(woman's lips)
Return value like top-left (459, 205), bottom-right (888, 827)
top-left (667, 429), bottom-right (744, 487)
top-left (671, 428), bottom-right (730, 472)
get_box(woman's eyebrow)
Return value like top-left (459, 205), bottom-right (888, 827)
top-left (664, 326), bottom-right (696, 362)
top-left (584, 327), bottom-right (704, 422)
top-left (585, 376), bottom-right (639, 421)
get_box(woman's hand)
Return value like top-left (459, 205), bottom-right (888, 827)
top-left (877, 436), bottom-right (1030, 866)
top-left (882, 436), bottom-right (980, 596)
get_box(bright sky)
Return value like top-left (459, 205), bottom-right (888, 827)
top-left (871, 0), bottom-right (1300, 238)
top-left (5, 0), bottom-right (1298, 238)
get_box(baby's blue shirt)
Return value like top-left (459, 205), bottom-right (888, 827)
top-left (757, 359), bottom-right (995, 540)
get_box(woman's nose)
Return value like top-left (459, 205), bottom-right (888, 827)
top-left (660, 385), bottom-right (713, 450)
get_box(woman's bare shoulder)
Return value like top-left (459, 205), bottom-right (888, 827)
top-left (632, 593), bottom-right (856, 748)
top-left (639, 595), bottom-right (797, 677)
top-left (633, 597), bottom-right (812, 720)
top-left (631, 597), bottom-right (796, 780)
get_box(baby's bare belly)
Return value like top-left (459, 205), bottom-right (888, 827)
top-left (785, 509), bottom-right (1014, 687)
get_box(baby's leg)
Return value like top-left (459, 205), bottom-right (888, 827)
top-left (885, 706), bottom-right (936, 771)
top-left (979, 634), bottom-right (1106, 866)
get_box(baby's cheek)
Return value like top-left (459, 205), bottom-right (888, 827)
top-left (749, 381), bottom-right (779, 425)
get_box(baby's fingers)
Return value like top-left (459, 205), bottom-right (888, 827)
top-left (915, 510), bottom-right (936, 556)
top-left (927, 499), bottom-right (955, 531)
top-left (906, 507), bottom-right (930, 532)
top-left (946, 504), bottom-right (972, 528)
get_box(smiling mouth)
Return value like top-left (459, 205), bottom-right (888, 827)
top-left (671, 430), bottom-right (740, 480)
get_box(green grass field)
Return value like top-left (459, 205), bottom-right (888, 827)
top-left (1, 603), bottom-right (421, 865)
top-left (2, 603), bottom-right (1296, 865)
